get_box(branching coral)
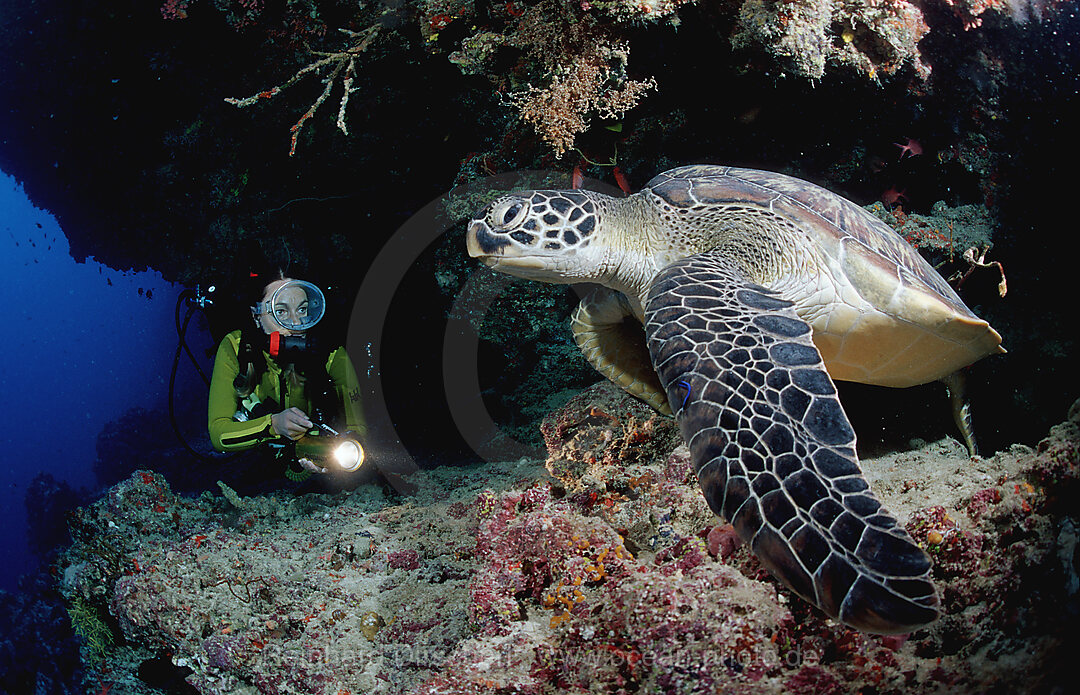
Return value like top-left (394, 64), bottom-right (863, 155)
top-left (225, 26), bottom-right (380, 156)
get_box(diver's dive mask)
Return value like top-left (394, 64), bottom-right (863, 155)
top-left (253, 280), bottom-right (325, 332)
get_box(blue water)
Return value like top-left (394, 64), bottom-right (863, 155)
top-left (0, 171), bottom-right (209, 591)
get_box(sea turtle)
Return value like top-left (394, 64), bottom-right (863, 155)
top-left (466, 165), bottom-right (1004, 634)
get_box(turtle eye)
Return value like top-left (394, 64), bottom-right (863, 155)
top-left (495, 199), bottom-right (528, 228)
top-left (502, 203), bottom-right (523, 225)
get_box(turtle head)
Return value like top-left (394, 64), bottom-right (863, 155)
top-left (466, 190), bottom-right (606, 283)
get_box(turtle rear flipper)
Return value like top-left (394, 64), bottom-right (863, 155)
top-left (942, 370), bottom-right (979, 457)
top-left (644, 250), bottom-right (940, 634)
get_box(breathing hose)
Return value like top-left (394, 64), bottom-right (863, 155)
top-left (169, 287), bottom-right (236, 463)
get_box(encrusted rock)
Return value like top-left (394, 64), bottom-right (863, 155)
top-left (540, 380), bottom-right (680, 494)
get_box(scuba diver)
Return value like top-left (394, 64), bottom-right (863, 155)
top-left (207, 269), bottom-right (366, 478)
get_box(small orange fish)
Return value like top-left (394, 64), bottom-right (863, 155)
top-left (571, 164), bottom-right (583, 189)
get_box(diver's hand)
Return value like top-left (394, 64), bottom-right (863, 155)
top-left (298, 457), bottom-right (328, 475)
top-left (271, 407), bottom-right (313, 440)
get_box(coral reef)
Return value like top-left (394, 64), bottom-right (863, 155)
top-left (866, 199), bottom-right (996, 261)
top-left (503, 36), bottom-right (656, 158)
top-left (216, 0), bottom-right (666, 158)
top-left (56, 382), bottom-right (1078, 692)
top-left (731, 0), bottom-right (931, 81)
top-left (865, 199), bottom-right (1008, 298)
top-left (171, 0), bottom-right (1057, 159)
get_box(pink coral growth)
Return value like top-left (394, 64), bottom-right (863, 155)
top-left (387, 549), bottom-right (421, 570)
top-left (160, 0), bottom-right (190, 20)
top-left (654, 535), bottom-right (709, 575)
top-left (943, 0), bottom-right (1012, 30)
top-left (706, 523), bottom-right (743, 560)
top-left (1031, 418), bottom-right (1080, 486)
top-left (907, 505), bottom-right (985, 578)
top-left (785, 665), bottom-right (844, 695)
top-left (468, 485), bottom-right (633, 635)
top-left (548, 564), bottom-right (789, 690)
top-left (965, 487), bottom-right (1003, 522)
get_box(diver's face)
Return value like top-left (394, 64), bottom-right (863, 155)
top-left (255, 278), bottom-right (309, 336)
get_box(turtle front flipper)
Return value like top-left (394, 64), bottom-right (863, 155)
top-left (571, 286), bottom-right (672, 415)
top-left (644, 250), bottom-right (940, 634)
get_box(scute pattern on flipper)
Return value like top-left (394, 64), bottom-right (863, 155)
top-left (644, 250), bottom-right (940, 634)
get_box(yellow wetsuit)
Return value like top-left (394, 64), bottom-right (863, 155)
top-left (208, 330), bottom-right (366, 452)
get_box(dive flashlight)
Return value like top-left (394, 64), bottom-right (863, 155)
top-left (294, 423), bottom-right (366, 472)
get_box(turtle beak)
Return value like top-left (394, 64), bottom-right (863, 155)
top-left (465, 221), bottom-right (487, 259)
top-left (466, 221), bottom-right (552, 277)
top-left (466, 220), bottom-right (520, 265)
